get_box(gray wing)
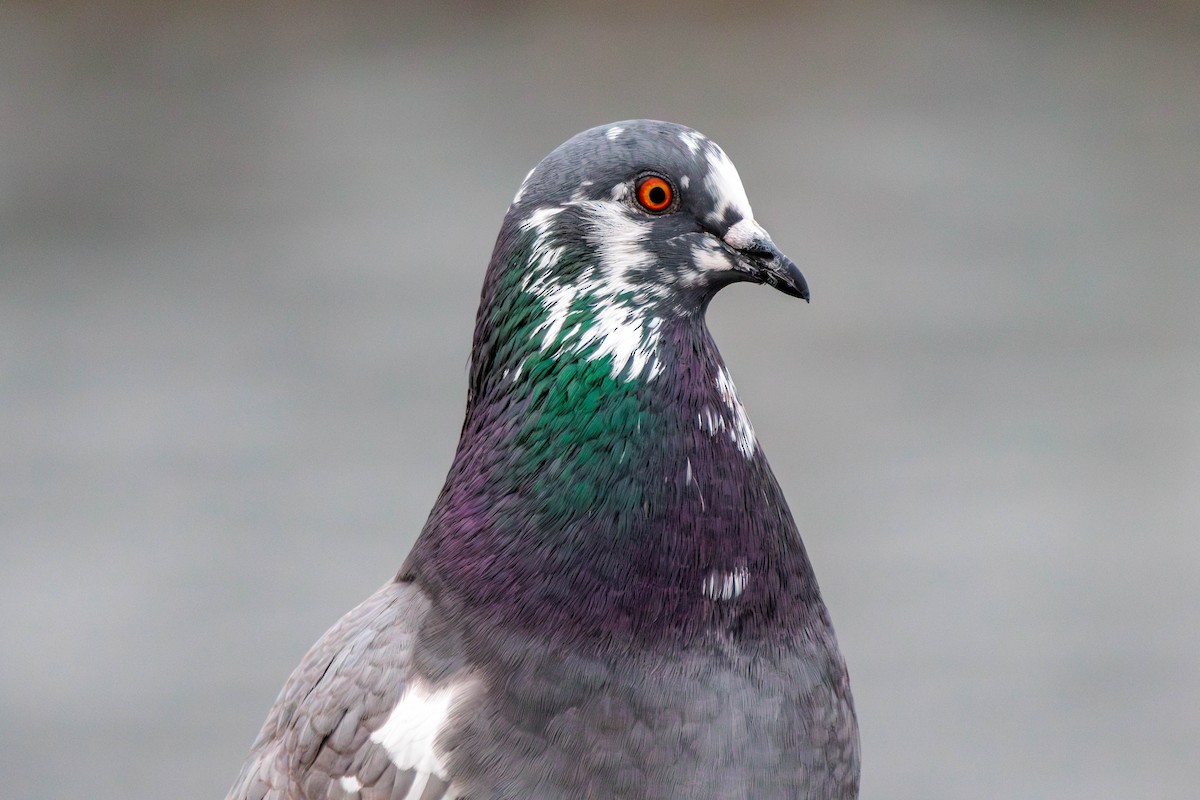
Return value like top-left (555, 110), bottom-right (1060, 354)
top-left (226, 580), bottom-right (456, 800)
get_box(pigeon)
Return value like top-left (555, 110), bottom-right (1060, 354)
top-left (227, 120), bottom-right (859, 800)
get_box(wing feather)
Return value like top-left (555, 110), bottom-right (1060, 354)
top-left (226, 580), bottom-right (459, 800)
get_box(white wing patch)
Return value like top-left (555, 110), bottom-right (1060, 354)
top-left (369, 681), bottom-right (463, 783)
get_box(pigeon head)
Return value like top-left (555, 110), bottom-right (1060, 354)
top-left (469, 119), bottom-right (807, 397)
top-left (507, 120), bottom-right (808, 303)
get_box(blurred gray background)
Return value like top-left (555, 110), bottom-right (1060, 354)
top-left (2, 1), bottom-right (1197, 797)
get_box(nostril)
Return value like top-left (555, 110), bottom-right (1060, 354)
top-left (740, 241), bottom-right (779, 262)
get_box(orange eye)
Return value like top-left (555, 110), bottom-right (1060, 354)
top-left (635, 175), bottom-right (674, 212)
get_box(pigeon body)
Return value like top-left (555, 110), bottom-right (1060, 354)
top-left (229, 120), bottom-right (859, 799)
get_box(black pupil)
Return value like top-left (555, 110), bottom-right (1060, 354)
top-left (647, 185), bottom-right (667, 206)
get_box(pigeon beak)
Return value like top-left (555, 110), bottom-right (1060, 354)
top-left (721, 219), bottom-right (809, 302)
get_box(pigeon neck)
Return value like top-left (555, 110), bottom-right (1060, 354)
top-left (406, 308), bottom-right (826, 648)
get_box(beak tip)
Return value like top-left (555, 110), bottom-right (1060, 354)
top-left (778, 257), bottom-right (809, 303)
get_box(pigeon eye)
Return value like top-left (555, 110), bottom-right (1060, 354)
top-left (635, 176), bottom-right (674, 213)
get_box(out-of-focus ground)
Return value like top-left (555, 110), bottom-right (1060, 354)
top-left (1, 1), bottom-right (1197, 797)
